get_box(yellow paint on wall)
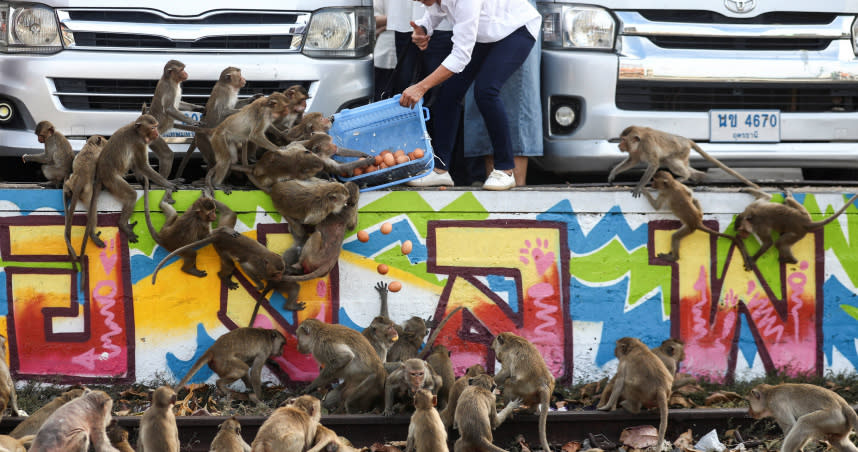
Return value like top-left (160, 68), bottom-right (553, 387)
top-left (9, 225), bottom-right (121, 256)
top-left (12, 274), bottom-right (74, 307)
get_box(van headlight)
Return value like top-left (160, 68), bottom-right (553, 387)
top-left (539, 4), bottom-right (616, 50)
top-left (303, 7), bottom-right (373, 58)
top-left (852, 16), bottom-right (858, 55)
top-left (0, 2), bottom-right (63, 53)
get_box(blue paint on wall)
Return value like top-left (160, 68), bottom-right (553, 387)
top-left (165, 323), bottom-right (216, 383)
top-left (822, 276), bottom-right (858, 369)
top-left (537, 202), bottom-right (648, 254)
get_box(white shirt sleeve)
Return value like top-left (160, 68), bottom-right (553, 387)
top-left (414, 6), bottom-right (445, 37)
top-left (440, 0), bottom-right (481, 74)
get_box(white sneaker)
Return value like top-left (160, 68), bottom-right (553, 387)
top-left (407, 170), bottom-right (454, 187)
top-left (482, 170), bottom-right (516, 191)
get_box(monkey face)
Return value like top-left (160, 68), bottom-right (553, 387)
top-left (408, 368), bottom-right (425, 392)
top-left (746, 386), bottom-right (772, 418)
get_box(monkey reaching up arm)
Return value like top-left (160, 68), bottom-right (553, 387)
top-left (643, 170), bottom-right (752, 268)
top-left (23, 121), bottom-right (74, 188)
top-left (609, 125), bottom-right (760, 197)
top-left (362, 282), bottom-right (400, 363)
top-left (748, 383), bottom-right (858, 452)
top-left (735, 187), bottom-right (858, 267)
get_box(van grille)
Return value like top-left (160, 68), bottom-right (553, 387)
top-left (58, 9), bottom-right (307, 52)
top-left (53, 79), bottom-right (311, 111)
top-left (636, 10), bottom-right (836, 25)
top-left (615, 82), bottom-right (858, 113)
top-left (646, 37), bottom-right (831, 51)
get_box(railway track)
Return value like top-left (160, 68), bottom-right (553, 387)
top-left (0, 407), bottom-right (757, 451)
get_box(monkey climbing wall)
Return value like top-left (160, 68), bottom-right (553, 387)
top-left (0, 187), bottom-right (855, 386)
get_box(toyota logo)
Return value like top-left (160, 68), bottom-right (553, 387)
top-left (725, 0), bottom-right (756, 13)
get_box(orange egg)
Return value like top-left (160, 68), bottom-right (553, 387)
top-left (389, 281), bottom-right (402, 292)
top-left (439, 186), bottom-right (447, 191)
top-left (380, 222), bottom-right (393, 234)
top-left (394, 149), bottom-right (406, 158)
top-left (380, 149), bottom-right (393, 157)
top-left (377, 263), bottom-right (389, 274)
top-left (382, 152), bottom-right (396, 167)
top-left (379, 162), bottom-right (388, 169)
top-left (374, 155), bottom-right (384, 165)
top-left (365, 165), bottom-right (378, 173)
top-left (401, 240), bottom-right (413, 255)
top-left (357, 230), bottom-right (369, 242)
top-left (395, 154), bottom-right (410, 165)
top-left (412, 148), bottom-right (425, 159)
top-left (352, 167), bottom-right (363, 176)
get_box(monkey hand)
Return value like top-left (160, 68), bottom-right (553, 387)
top-left (382, 407), bottom-right (395, 417)
top-left (507, 398), bottom-right (523, 412)
top-left (631, 187), bottom-right (643, 198)
top-left (21, 154), bottom-right (30, 163)
top-left (284, 299), bottom-right (306, 311)
top-left (374, 281), bottom-right (388, 294)
top-left (226, 279), bottom-right (239, 290)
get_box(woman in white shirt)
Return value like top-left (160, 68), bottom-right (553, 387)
top-left (400, 0), bottom-right (542, 191)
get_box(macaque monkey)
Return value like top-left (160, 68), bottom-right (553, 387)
top-left (748, 383), bottom-right (858, 452)
top-left (440, 364), bottom-right (486, 430)
top-left (63, 135), bottom-right (106, 267)
top-left (736, 188), bottom-right (858, 266)
top-left (0, 434), bottom-right (35, 452)
top-left (643, 171), bottom-right (751, 267)
top-left (361, 281), bottom-right (400, 362)
top-left (270, 178), bottom-right (352, 245)
top-left (284, 112), bottom-right (332, 144)
top-left (270, 181), bottom-right (359, 310)
top-left (9, 388), bottom-right (85, 438)
top-left (82, 115), bottom-right (177, 259)
top-left (265, 85), bottom-right (310, 144)
top-left (300, 133), bottom-right (373, 173)
top-left (296, 318), bottom-right (387, 413)
top-left (424, 345), bottom-right (455, 411)
top-left (0, 335), bottom-right (17, 418)
top-left (29, 389), bottom-right (118, 452)
top-left (597, 337), bottom-right (673, 451)
top-left (136, 386), bottom-right (179, 452)
top-left (174, 327), bottom-right (287, 404)
top-left (143, 180), bottom-right (236, 277)
top-left (105, 421), bottom-right (134, 452)
top-left (383, 358), bottom-right (442, 416)
top-left (491, 332), bottom-right (555, 452)
top-left (609, 125), bottom-right (760, 197)
top-left (237, 139), bottom-right (372, 191)
top-left (151, 228), bottom-right (297, 307)
top-left (453, 374), bottom-right (520, 452)
top-left (174, 66), bottom-right (257, 179)
top-left (387, 316), bottom-right (427, 363)
top-left (145, 59), bottom-right (204, 181)
top-left (599, 337), bottom-right (690, 407)
top-left (206, 92), bottom-right (293, 194)
top-left (210, 416), bottom-right (252, 452)
top-left (306, 425), bottom-right (361, 452)
top-left (23, 120), bottom-right (74, 187)
top-left (406, 389), bottom-right (448, 452)
top-left (251, 395), bottom-right (320, 452)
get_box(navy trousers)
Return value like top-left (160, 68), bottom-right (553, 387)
top-left (431, 26), bottom-right (535, 171)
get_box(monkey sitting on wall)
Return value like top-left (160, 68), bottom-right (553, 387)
top-left (748, 383), bottom-right (858, 452)
top-left (23, 120), bottom-right (74, 188)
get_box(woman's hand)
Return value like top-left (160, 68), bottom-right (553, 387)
top-left (399, 83), bottom-right (428, 108)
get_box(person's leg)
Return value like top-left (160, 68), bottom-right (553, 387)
top-left (472, 27), bottom-right (535, 174)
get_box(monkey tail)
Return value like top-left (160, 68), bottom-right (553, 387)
top-left (16, 435), bottom-right (35, 448)
top-left (477, 437), bottom-right (508, 452)
top-left (690, 142), bottom-right (760, 190)
top-left (808, 193), bottom-right (858, 230)
top-left (151, 234), bottom-right (218, 284)
top-left (142, 177), bottom-right (164, 247)
top-left (173, 350), bottom-right (212, 392)
top-left (62, 183), bottom-right (80, 271)
top-left (277, 255), bottom-right (342, 283)
top-left (173, 139), bottom-right (197, 181)
top-left (538, 385), bottom-right (552, 452)
top-left (656, 389), bottom-right (669, 452)
top-left (79, 178), bottom-right (103, 265)
top-left (418, 306), bottom-right (464, 359)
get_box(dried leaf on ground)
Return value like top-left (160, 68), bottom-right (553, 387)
top-left (704, 391), bottom-right (744, 405)
top-left (369, 443), bottom-right (401, 452)
top-left (620, 425), bottom-right (660, 449)
top-left (673, 429), bottom-right (696, 451)
top-left (119, 388), bottom-right (149, 399)
top-left (669, 393), bottom-right (696, 408)
top-left (562, 440), bottom-right (582, 452)
top-left (579, 381), bottom-right (602, 398)
top-left (676, 383), bottom-right (706, 395)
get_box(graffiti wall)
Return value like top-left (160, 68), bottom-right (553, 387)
top-left (1, 187), bottom-right (857, 386)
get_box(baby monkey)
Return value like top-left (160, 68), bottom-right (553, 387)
top-left (643, 170), bottom-right (751, 267)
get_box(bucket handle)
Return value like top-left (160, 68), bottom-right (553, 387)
top-left (422, 107), bottom-right (430, 121)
